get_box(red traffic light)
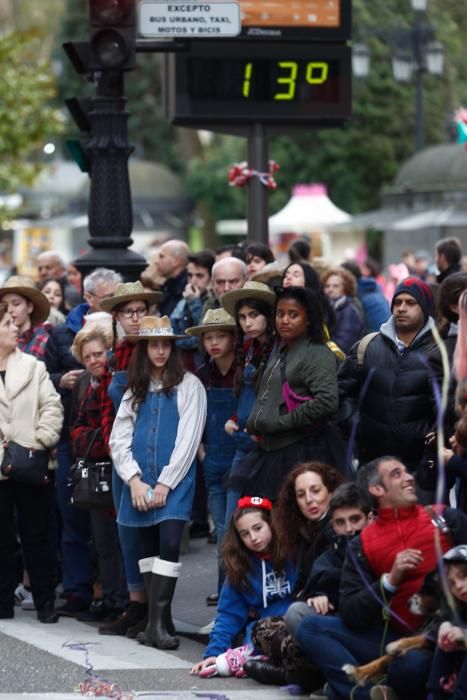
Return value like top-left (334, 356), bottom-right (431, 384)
top-left (90, 0), bottom-right (134, 25)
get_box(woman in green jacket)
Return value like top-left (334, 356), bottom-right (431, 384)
top-left (229, 286), bottom-right (344, 501)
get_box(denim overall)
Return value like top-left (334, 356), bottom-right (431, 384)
top-left (203, 386), bottom-right (237, 545)
top-left (118, 389), bottom-right (196, 527)
top-left (107, 369), bottom-right (143, 591)
top-left (224, 352), bottom-right (257, 528)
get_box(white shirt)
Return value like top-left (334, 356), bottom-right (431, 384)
top-left (109, 372), bottom-right (207, 490)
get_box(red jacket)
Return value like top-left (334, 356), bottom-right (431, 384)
top-left (361, 504), bottom-right (451, 631)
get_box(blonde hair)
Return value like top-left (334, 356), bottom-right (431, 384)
top-left (71, 322), bottom-right (113, 363)
top-left (320, 266), bottom-right (357, 297)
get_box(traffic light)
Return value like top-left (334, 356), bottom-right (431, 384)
top-left (89, 0), bottom-right (136, 71)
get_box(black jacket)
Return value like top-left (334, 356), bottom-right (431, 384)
top-left (44, 303), bottom-right (85, 437)
top-left (339, 507), bottom-right (467, 632)
top-left (337, 317), bottom-right (440, 469)
top-left (300, 534), bottom-right (351, 609)
top-left (158, 269), bottom-right (188, 317)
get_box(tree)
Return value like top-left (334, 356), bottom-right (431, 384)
top-left (185, 0), bottom-right (467, 221)
top-left (0, 28), bottom-right (64, 192)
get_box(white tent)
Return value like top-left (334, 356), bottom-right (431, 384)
top-left (269, 183), bottom-right (351, 233)
top-left (217, 183), bottom-right (360, 261)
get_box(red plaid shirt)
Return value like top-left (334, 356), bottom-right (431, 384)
top-left (97, 339), bottom-right (135, 448)
top-left (71, 380), bottom-right (109, 459)
top-left (18, 324), bottom-right (50, 360)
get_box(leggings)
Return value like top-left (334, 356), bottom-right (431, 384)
top-left (139, 520), bottom-right (186, 563)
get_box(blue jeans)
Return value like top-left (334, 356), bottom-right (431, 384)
top-left (296, 614), bottom-right (430, 700)
top-left (112, 468), bottom-right (144, 592)
top-left (54, 438), bottom-right (92, 602)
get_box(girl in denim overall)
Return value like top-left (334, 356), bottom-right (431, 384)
top-left (110, 316), bottom-right (207, 650)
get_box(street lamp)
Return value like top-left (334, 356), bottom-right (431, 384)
top-left (352, 0), bottom-right (444, 151)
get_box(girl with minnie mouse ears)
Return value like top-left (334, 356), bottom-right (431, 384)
top-left (191, 496), bottom-right (299, 679)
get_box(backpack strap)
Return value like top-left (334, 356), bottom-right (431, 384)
top-left (356, 332), bottom-right (379, 367)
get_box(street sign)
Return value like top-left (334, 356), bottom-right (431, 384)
top-left (138, 1), bottom-right (241, 38)
top-left (164, 40), bottom-right (351, 130)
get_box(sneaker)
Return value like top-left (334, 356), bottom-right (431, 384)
top-left (56, 595), bottom-right (89, 617)
top-left (216, 644), bottom-right (255, 677)
top-left (14, 584), bottom-right (29, 606)
top-left (370, 686), bottom-right (401, 700)
top-left (21, 590), bottom-right (35, 611)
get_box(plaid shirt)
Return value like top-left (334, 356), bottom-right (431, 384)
top-left (18, 324), bottom-right (50, 360)
top-left (97, 339), bottom-right (135, 448)
top-left (71, 379), bottom-right (109, 459)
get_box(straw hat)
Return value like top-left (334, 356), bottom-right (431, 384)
top-left (126, 315), bottom-right (186, 342)
top-left (221, 281), bottom-right (276, 317)
top-left (0, 276), bottom-right (50, 326)
top-left (251, 261), bottom-right (285, 286)
top-left (186, 308), bottom-right (236, 336)
top-left (100, 281), bottom-right (163, 313)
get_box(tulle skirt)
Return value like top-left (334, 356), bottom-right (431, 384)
top-left (228, 424), bottom-right (347, 501)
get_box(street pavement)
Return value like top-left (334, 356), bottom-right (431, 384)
top-left (0, 535), bottom-right (308, 700)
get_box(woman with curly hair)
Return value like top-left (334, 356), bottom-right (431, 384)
top-left (230, 286), bottom-right (345, 501)
top-left (244, 461), bottom-right (344, 687)
top-left (321, 266), bottom-right (363, 355)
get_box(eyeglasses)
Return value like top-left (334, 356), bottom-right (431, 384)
top-left (82, 350), bottom-right (106, 363)
top-left (118, 307), bottom-right (147, 319)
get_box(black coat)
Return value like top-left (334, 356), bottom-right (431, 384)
top-left (337, 318), bottom-right (440, 469)
top-left (331, 296), bottom-right (364, 355)
top-left (44, 304), bottom-right (86, 437)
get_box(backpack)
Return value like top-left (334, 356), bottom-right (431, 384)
top-left (356, 332), bottom-right (379, 367)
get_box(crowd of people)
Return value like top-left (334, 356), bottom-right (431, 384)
top-left (0, 237), bottom-right (466, 700)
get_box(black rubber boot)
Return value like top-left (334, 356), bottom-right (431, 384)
top-left (141, 558), bottom-right (181, 650)
top-left (98, 601), bottom-right (147, 636)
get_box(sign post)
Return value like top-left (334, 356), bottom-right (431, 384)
top-left (153, 0), bottom-right (352, 243)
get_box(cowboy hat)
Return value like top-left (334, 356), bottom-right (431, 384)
top-left (186, 308), bottom-right (236, 336)
top-left (125, 315), bottom-right (186, 342)
top-left (0, 276), bottom-right (50, 326)
top-left (221, 281), bottom-right (276, 318)
top-left (100, 281), bottom-right (163, 313)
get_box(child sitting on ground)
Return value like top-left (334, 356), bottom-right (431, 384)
top-left (245, 483), bottom-right (372, 689)
top-left (190, 496), bottom-right (298, 678)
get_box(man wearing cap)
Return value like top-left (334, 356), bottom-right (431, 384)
top-left (338, 277), bottom-right (440, 473)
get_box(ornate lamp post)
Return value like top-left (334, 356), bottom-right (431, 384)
top-left (352, 0), bottom-right (444, 151)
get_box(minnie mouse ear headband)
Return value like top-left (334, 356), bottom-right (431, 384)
top-left (237, 496), bottom-right (273, 511)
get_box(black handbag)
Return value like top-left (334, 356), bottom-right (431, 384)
top-left (70, 428), bottom-right (113, 510)
top-left (0, 431), bottom-right (50, 485)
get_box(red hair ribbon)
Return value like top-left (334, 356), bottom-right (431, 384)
top-left (237, 496), bottom-right (273, 511)
top-left (228, 160), bottom-right (279, 190)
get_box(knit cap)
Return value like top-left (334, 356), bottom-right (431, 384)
top-left (391, 277), bottom-right (434, 322)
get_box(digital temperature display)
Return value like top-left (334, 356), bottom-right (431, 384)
top-left (165, 41), bottom-right (351, 127)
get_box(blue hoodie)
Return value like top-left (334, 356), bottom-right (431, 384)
top-left (357, 277), bottom-right (390, 332)
top-left (204, 556), bottom-right (298, 658)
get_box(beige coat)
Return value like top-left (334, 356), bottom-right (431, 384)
top-left (0, 349), bottom-right (63, 477)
